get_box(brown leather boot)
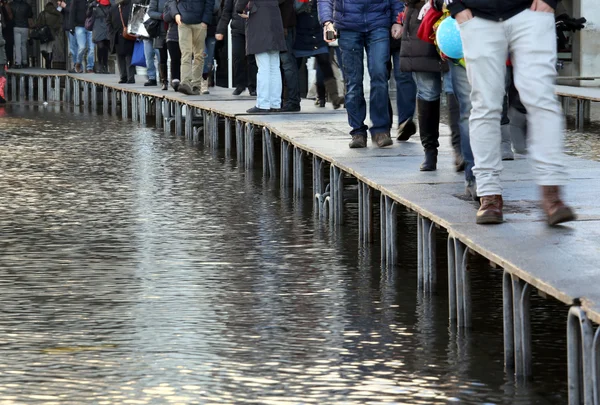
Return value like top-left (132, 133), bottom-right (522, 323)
top-left (541, 186), bottom-right (576, 226)
top-left (476, 195), bottom-right (504, 224)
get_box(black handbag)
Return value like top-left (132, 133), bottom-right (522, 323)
top-left (31, 14), bottom-right (54, 44)
top-left (143, 17), bottom-right (160, 38)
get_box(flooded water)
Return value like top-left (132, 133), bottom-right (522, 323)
top-left (0, 102), bottom-right (589, 404)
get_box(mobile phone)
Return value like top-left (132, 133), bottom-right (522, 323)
top-left (326, 30), bottom-right (336, 41)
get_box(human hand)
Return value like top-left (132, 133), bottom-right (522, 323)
top-left (238, 12), bottom-right (248, 19)
top-left (391, 23), bottom-right (402, 39)
top-left (216, 33), bottom-right (224, 41)
top-left (175, 14), bottom-right (181, 25)
top-left (200, 22), bottom-right (207, 29)
top-left (454, 9), bottom-right (473, 24)
top-left (323, 21), bottom-right (335, 43)
top-left (530, 0), bottom-right (554, 13)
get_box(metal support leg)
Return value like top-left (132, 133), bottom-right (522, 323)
top-left (19, 76), bottom-right (25, 101)
top-left (593, 326), bottom-right (599, 405)
top-left (358, 182), bottom-right (373, 244)
top-left (11, 75), bottom-right (17, 102)
top-left (576, 99), bottom-right (585, 132)
top-left (103, 86), bottom-right (109, 114)
top-left (75, 80), bottom-right (82, 106)
top-left (418, 215), bottom-right (437, 292)
top-left (174, 102), bottom-right (182, 136)
top-left (567, 306), bottom-right (594, 405)
top-left (91, 84), bottom-right (97, 109)
top-left (53, 76), bottom-right (60, 101)
top-left (380, 195), bottom-right (397, 266)
top-left (211, 112), bottom-right (219, 148)
top-left (293, 147), bottom-right (304, 197)
top-left (262, 127), bottom-right (276, 178)
top-left (111, 89), bottom-right (117, 116)
top-left (38, 77), bottom-right (44, 102)
top-left (236, 120), bottom-right (245, 165)
top-left (83, 81), bottom-right (89, 108)
top-left (121, 91), bottom-right (128, 120)
top-left (155, 97), bottom-right (163, 129)
top-left (245, 123), bottom-right (255, 169)
top-left (201, 110), bottom-right (209, 145)
top-left (447, 235), bottom-right (471, 328)
top-left (139, 95), bottom-right (146, 125)
top-left (185, 105), bottom-right (194, 138)
top-left (28, 76), bottom-right (34, 101)
top-left (131, 93), bottom-right (138, 122)
top-left (46, 76), bottom-right (52, 102)
top-left (65, 77), bottom-right (71, 103)
top-left (313, 157), bottom-right (325, 216)
top-left (503, 272), bottom-right (532, 379)
top-left (281, 141), bottom-right (292, 188)
top-left (225, 117), bottom-right (232, 156)
top-left (163, 100), bottom-right (173, 134)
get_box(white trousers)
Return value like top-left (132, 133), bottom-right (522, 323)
top-left (459, 9), bottom-right (568, 196)
top-left (255, 51), bottom-right (282, 110)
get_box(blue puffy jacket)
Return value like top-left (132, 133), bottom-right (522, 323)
top-left (318, 0), bottom-right (403, 33)
top-left (168, 0), bottom-right (215, 25)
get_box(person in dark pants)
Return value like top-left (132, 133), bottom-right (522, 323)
top-left (0, 0), bottom-right (14, 67)
top-left (88, 0), bottom-right (111, 73)
top-left (390, 33), bottom-right (417, 142)
top-left (278, 0), bottom-right (300, 111)
top-left (148, 0), bottom-right (168, 89)
top-left (162, 1), bottom-right (181, 90)
top-left (107, 0), bottom-right (136, 83)
top-left (319, 0), bottom-right (404, 149)
top-left (10, 0), bottom-right (32, 68)
top-left (216, 0), bottom-right (256, 96)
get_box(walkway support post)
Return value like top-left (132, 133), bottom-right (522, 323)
top-left (236, 120), bottom-right (245, 165)
top-left (567, 306), bottom-right (594, 405)
top-left (245, 123), bottom-right (255, 169)
top-left (293, 147), bottom-right (304, 197)
top-left (280, 140), bottom-right (292, 188)
top-left (380, 195), bottom-right (397, 266)
top-left (357, 181), bottom-right (372, 244)
top-left (38, 76), bottom-right (44, 102)
top-left (447, 235), bottom-right (471, 328)
top-left (225, 117), bottom-right (232, 156)
top-left (418, 215), bottom-right (437, 293)
top-left (503, 272), bottom-right (532, 379)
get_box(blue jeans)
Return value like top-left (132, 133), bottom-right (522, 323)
top-left (256, 51), bottom-right (282, 109)
top-left (391, 49), bottom-right (416, 124)
top-left (443, 70), bottom-right (453, 94)
top-left (75, 26), bottom-right (94, 70)
top-left (413, 71), bottom-right (442, 102)
top-left (203, 36), bottom-right (217, 74)
top-left (68, 31), bottom-right (78, 67)
top-left (338, 27), bottom-right (391, 137)
top-left (448, 63), bottom-right (475, 183)
top-left (144, 39), bottom-right (160, 80)
top-left (280, 28), bottom-right (300, 107)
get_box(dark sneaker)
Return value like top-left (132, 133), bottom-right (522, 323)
top-left (127, 79), bottom-right (135, 84)
top-left (178, 83), bottom-right (195, 95)
top-left (74, 63), bottom-right (83, 73)
top-left (349, 135), bottom-right (367, 149)
top-left (171, 79), bottom-right (180, 92)
top-left (232, 87), bottom-right (245, 96)
top-left (281, 104), bottom-right (301, 112)
top-left (372, 133), bottom-right (393, 148)
top-left (396, 119), bottom-right (417, 141)
top-left (246, 106), bottom-right (271, 114)
top-left (144, 79), bottom-right (157, 86)
top-left (249, 89), bottom-right (257, 97)
top-left (476, 195), bottom-right (504, 224)
top-left (118, 78), bottom-right (127, 84)
top-left (192, 86), bottom-right (201, 95)
top-left (420, 149), bottom-right (438, 171)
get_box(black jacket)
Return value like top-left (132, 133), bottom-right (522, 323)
top-left (235, 0), bottom-right (286, 55)
top-left (107, 0), bottom-right (135, 55)
top-left (68, 0), bottom-right (87, 28)
top-left (400, 0), bottom-right (447, 73)
top-left (279, 0), bottom-right (294, 29)
top-left (168, 0), bottom-right (214, 25)
top-left (11, 0), bottom-right (33, 28)
top-left (294, 0), bottom-right (324, 52)
top-left (217, 0), bottom-right (245, 36)
top-left (447, 0), bottom-right (558, 21)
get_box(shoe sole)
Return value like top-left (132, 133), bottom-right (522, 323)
top-left (420, 167), bottom-right (437, 172)
top-left (476, 215), bottom-right (504, 225)
top-left (376, 140), bottom-right (393, 148)
top-left (547, 209), bottom-right (577, 226)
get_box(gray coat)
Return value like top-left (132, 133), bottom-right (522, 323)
top-left (88, 3), bottom-right (110, 43)
top-left (148, 0), bottom-right (167, 47)
top-left (399, 0), bottom-right (447, 73)
top-left (235, 0), bottom-right (286, 56)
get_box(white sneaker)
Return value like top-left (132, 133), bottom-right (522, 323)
top-left (200, 78), bottom-right (210, 95)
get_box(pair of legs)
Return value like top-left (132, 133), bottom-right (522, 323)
top-left (178, 22), bottom-right (207, 93)
top-left (40, 41), bottom-right (54, 69)
top-left (298, 52), bottom-right (343, 109)
top-left (200, 35), bottom-right (217, 93)
top-left (338, 27), bottom-right (391, 147)
top-left (460, 9), bottom-right (574, 225)
top-left (13, 27), bottom-right (29, 66)
top-left (143, 38), bottom-right (160, 81)
top-left (117, 52), bottom-right (136, 83)
top-left (96, 39), bottom-right (110, 73)
top-left (231, 33), bottom-right (257, 93)
top-left (280, 28), bottom-right (300, 110)
top-left (75, 26), bottom-right (95, 71)
top-left (167, 40), bottom-right (181, 86)
top-left (412, 71), bottom-right (443, 170)
top-left (254, 50), bottom-right (282, 110)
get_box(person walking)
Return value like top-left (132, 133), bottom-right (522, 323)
top-left (200, 0), bottom-right (220, 95)
top-left (148, 0), bottom-right (169, 89)
top-left (278, 0), bottom-right (300, 112)
top-left (87, 0), bottom-right (110, 73)
top-left (11, 0), bottom-right (32, 68)
top-left (216, 0), bottom-right (256, 96)
top-left (319, 0), bottom-right (404, 149)
top-left (162, 2), bottom-right (181, 91)
top-left (69, 0), bottom-right (94, 72)
top-left (107, 0), bottom-right (136, 83)
top-left (294, 0), bottom-right (343, 109)
top-left (58, 0), bottom-right (79, 72)
top-left (167, 0), bottom-right (214, 95)
top-left (236, 0), bottom-right (286, 113)
top-left (1, 0), bottom-right (14, 67)
top-left (35, 2), bottom-right (62, 69)
top-left (450, 0), bottom-right (576, 226)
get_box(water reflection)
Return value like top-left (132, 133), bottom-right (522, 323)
top-left (0, 104), bottom-right (573, 403)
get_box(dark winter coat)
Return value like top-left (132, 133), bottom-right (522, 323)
top-left (318, 0), bottom-right (403, 33)
top-left (294, 0), bottom-right (325, 52)
top-left (11, 0), bottom-right (33, 29)
top-left (36, 4), bottom-right (62, 38)
top-left (399, 0), bottom-right (447, 73)
top-left (279, 0), bottom-right (294, 28)
top-left (447, 0), bottom-right (558, 21)
top-left (87, 2), bottom-right (110, 43)
top-left (235, 0), bottom-right (286, 56)
top-left (68, 0), bottom-right (87, 28)
top-left (216, 0), bottom-right (245, 36)
top-left (167, 0), bottom-right (214, 25)
top-left (162, 0), bottom-right (179, 41)
top-left (207, 0), bottom-right (221, 37)
top-left (59, 0), bottom-right (71, 31)
top-left (148, 0), bottom-right (167, 46)
top-left (107, 0), bottom-right (135, 55)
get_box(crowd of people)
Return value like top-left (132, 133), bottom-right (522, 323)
top-left (0, 0), bottom-right (577, 226)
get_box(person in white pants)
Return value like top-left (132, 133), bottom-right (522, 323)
top-left (448, 0), bottom-right (576, 226)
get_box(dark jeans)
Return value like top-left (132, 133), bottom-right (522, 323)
top-left (232, 33), bottom-right (257, 91)
top-left (280, 28), bottom-right (300, 108)
top-left (391, 49), bottom-right (416, 124)
top-left (167, 40), bottom-right (181, 81)
top-left (2, 27), bottom-right (13, 65)
top-left (117, 53), bottom-right (136, 82)
top-left (338, 27), bottom-right (391, 137)
top-left (96, 39), bottom-right (110, 68)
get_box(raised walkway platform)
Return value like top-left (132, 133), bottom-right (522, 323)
top-left (5, 69), bottom-right (600, 404)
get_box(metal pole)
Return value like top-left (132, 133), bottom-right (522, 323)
top-left (139, 95), bottom-right (146, 125)
top-left (447, 236), bottom-right (457, 323)
top-left (111, 89), bottom-right (117, 116)
top-left (91, 84), bottom-right (97, 110)
top-left (155, 97), bottom-right (163, 129)
top-left (121, 91), bottom-right (128, 120)
top-left (174, 102), bottom-right (182, 136)
top-left (19, 76), bottom-right (25, 101)
top-left (245, 123), bottom-right (254, 169)
top-left (567, 306), bottom-right (594, 405)
top-left (236, 120), bottom-right (245, 164)
top-left (38, 76), bottom-right (44, 102)
top-left (28, 76), bottom-right (34, 101)
top-left (503, 271), bottom-right (515, 370)
top-left (225, 117), bottom-right (232, 156)
top-left (54, 76), bottom-right (60, 101)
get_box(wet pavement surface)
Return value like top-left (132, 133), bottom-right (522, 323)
top-left (0, 102), bottom-right (597, 404)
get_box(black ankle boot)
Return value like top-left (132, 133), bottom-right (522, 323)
top-left (417, 98), bottom-right (441, 171)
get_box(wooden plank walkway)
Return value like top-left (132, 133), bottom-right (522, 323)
top-left (5, 69), bottom-right (600, 398)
